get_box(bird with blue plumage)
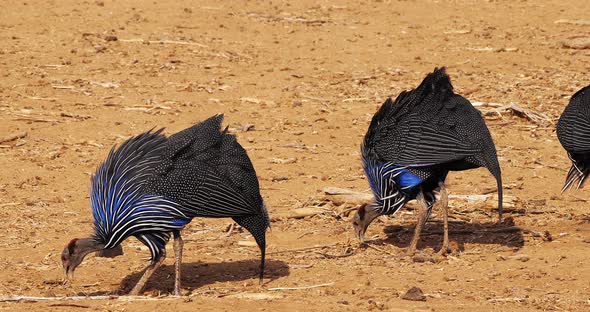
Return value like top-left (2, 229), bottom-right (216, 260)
top-left (61, 114), bottom-right (270, 295)
top-left (352, 67), bottom-right (503, 256)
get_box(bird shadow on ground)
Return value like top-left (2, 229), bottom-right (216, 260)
top-left (372, 217), bottom-right (524, 252)
top-left (116, 259), bottom-right (289, 295)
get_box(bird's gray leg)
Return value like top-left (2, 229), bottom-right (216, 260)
top-left (129, 251), bottom-right (166, 296)
top-left (436, 182), bottom-right (451, 257)
top-left (407, 190), bottom-right (429, 255)
top-left (173, 230), bottom-right (183, 296)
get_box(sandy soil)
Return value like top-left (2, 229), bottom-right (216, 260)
top-left (1, 0), bottom-right (590, 311)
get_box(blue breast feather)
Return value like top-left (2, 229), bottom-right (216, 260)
top-left (91, 179), bottom-right (192, 249)
top-left (396, 169), bottom-right (422, 189)
top-left (88, 129), bottom-right (196, 259)
top-left (171, 219), bottom-right (191, 227)
top-left (364, 160), bottom-right (423, 195)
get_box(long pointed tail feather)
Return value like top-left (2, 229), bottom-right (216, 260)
top-left (485, 159), bottom-right (503, 222)
top-left (259, 246), bottom-right (266, 283)
top-left (496, 173), bottom-right (503, 222)
top-left (483, 151), bottom-right (503, 222)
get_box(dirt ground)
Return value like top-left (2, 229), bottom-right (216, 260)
top-left (1, 0), bottom-right (590, 311)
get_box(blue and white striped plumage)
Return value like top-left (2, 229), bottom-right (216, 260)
top-left (90, 130), bottom-right (191, 260)
top-left (361, 151), bottom-right (409, 215)
top-left (89, 115), bottom-right (269, 263)
top-left (361, 67), bottom-right (502, 220)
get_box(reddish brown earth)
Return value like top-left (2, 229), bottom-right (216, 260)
top-left (1, 0), bottom-right (590, 311)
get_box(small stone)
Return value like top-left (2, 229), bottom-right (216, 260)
top-left (95, 45), bottom-right (107, 53)
top-left (104, 35), bottom-right (118, 42)
top-left (271, 157), bottom-right (297, 164)
top-left (514, 254), bottom-right (530, 262)
top-left (367, 299), bottom-right (385, 310)
top-left (242, 124), bottom-right (255, 132)
top-left (562, 37), bottom-right (590, 50)
top-left (402, 287), bottom-right (426, 301)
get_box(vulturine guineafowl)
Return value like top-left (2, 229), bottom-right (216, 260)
top-left (352, 67), bottom-right (503, 256)
top-left (61, 114), bottom-right (270, 295)
top-left (557, 85), bottom-right (590, 191)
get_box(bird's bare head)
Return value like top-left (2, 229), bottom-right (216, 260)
top-left (61, 238), bottom-right (81, 280)
top-left (352, 203), bottom-right (381, 243)
top-left (61, 238), bottom-right (103, 280)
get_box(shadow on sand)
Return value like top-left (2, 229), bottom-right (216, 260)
top-left (371, 217), bottom-right (524, 252)
top-left (84, 259), bottom-right (289, 295)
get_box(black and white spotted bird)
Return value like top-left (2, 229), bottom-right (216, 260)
top-left (352, 67), bottom-right (503, 255)
top-left (557, 85), bottom-right (590, 191)
top-left (61, 114), bottom-right (270, 295)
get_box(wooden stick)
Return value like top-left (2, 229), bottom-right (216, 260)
top-left (314, 250), bottom-right (354, 259)
top-left (271, 207), bottom-right (328, 221)
top-left (25, 96), bottom-right (57, 101)
top-left (0, 295), bottom-right (180, 302)
top-left (554, 19), bottom-right (590, 25)
top-left (487, 297), bottom-right (526, 303)
top-left (0, 131), bottom-right (27, 144)
top-left (48, 303), bottom-right (91, 308)
top-left (267, 242), bottom-right (338, 255)
top-left (296, 231), bottom-right (314, 239)
top-left (119, 39), bottom-right (208, 48)
top-left (267, 282), bottom-right (334, 291)
top-left (0, 295), bottom-right (113, 302)
top-left (224, 223), bottom-right (235, 237)
top-left (13, 116), bottom-right (59, 123)
top-left (366, 244), bottom-right (397, 256)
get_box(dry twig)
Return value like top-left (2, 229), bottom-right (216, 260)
top-left (0, 295), bottom-right (184, 302)
top-left (554, 19), bottom-right (590, 25)
top-left (365, 244), bottom-right (397, 256)
top-left (267, 282), bottom-right (334, 291)
top-left (0, 132), bottom-right (27, 144)
top-left (119, 38), bottom-right (208, 48)
top-left (488, 297), bottom-right (526, 303)
top-left (267, 242), bottom-right (338, 255)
